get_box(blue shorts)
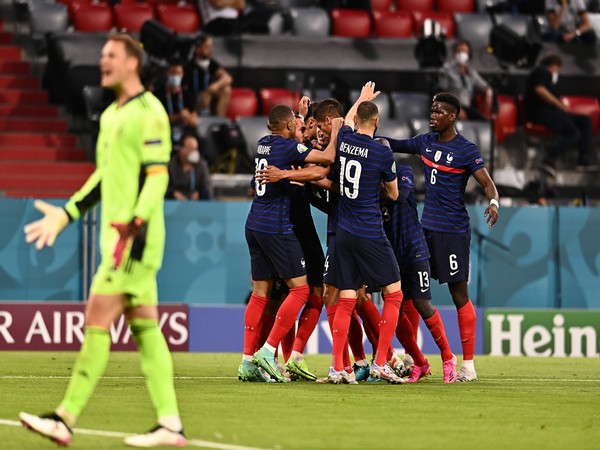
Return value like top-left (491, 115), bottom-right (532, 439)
top-left (245, 229), bottom-right (306, 281)
top-left (424, 229), bottom-right (471, 284)
top-left (296, 222), bottom-right (325, 288)
top-left (400, 259), bottom-right (432, 300)
top-left (334, 228), bottom-right (400, 291)
top-left (323, 234), bottom-right (336, 287)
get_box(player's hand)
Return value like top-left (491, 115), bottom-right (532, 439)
top-left (484, 204), bottom-right (499, 228)
top-left (298, 96), bottom-right (310, 117)
top-left (331, 117), bottom-right (344, 132)
top-left (24, 200), bottom-right (70, 250)
top-left (255, 165), bottom-right (286, 184)
top-left (359, 81), bottom-right (380, 102)
top-left (110, 217), bottom-right (143, 268)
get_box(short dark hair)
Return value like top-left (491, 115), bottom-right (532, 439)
top-left (452, 39), bottom-right (472, 57)
top-left (108, 33), bottom-right (144, 76)
top-left (539, 52), bottom-right (562, 68)
top-left (356, 101), bottom-right (378, 124)
top-left (268, 105), bottom-right (294, 131)
top-left (314, 98), bottom-right (343, 122)
top-left (433, 92), bottom-right (461, 116)
top-left (306, 100), bottom-right (318, 119)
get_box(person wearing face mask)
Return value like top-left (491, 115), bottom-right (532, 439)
top-left (153, 61), bottom-right (199, 144)
top-left (524, 52), bottom-right (597, 172)
top-left (167, 133), bottom-right (214, 200)
top-left (437, 40), bottom-right (494, 121)
top-left (183, 34), bottom-right (233, 117)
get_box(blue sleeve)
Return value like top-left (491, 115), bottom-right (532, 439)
top-left (385, 136), bottom-right (420, 155)
top-left (466, 144), bottom-right (485, 174)
top-left (287, 140), bottom-right (311, 166)
top-left (381, 148), bottom-right (397, 182)
top-left (395, 166), bottom-right (414, 204)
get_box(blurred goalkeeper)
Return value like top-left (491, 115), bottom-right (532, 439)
top-left (19, 33), bottom-right (186, 448)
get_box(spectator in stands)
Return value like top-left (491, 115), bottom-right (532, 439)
top-left (167, 133), bottom-right (214, 200)
top-left (437, 40), bottom-right (494, 121)
top-left (184, 34), bottom-right (233, 118)
top-left (542, 0), bottom-right (597, 43)
top-left (198, 0), bottom-right (245, 36)
top-left (524, 52), bottom-right (598, 172)
top-left (153, 60), bottom-right (198, 144)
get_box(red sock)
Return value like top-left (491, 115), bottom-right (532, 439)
top-left (356, 300), bottom-right (380, 350)
top-left (280, 325), bottom-right (295, 362)
top-left (243, 294), bottom-right (268, 355)
top-left (396, 314), bottom-right (427, 366)
top-left (293, 294), bottom-right (323, 353)
top-left (326, 303), bottom-right (338, 333)
top-left (374, 290), bottom-right (403, 366)
top-left (402, 299), bottom-right (421, 340)
top-left (424, 308), bottom-right (453, 361)
top-left (259, 311), bottom-right (275, 348)
top-left (348, 310), bottom-right (366, 361)
top-left (266, 285), bottom-right (309, 349)
top-left (343, 338), bottom-right (351, 371)
top-left (332, 297), bottom-right (356, 371)
top-left (457, 300), bottom-right (477, 361)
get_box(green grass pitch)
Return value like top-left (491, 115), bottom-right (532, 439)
top-left (1, 352), bottom-right (599, 449)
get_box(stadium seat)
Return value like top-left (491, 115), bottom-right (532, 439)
top-left (412, 11), bottom-right (455, 38)
top-left (196, 116), bottom-right (233, 166)
top-left (156, 4), bottom-right (200, 34)
top-left (258, 88), bottom-right (300, 115)
top-left (114, 3), bottom-right (154, 33)
top-left (396, 0), bottom-right (434, 12)
top-left (493, 94), bottom-right (518, 144)
top-left (455, 120), bottom-right (493, 161)
top-left (330, 9), bottom-right (371, 38)
top-left (350, 90), bottom-right (391, 119)
top-left (370, 0), bottom-right (393, 13)
top-left (373, 11), bottom-right (414, 39)
top-left (436, 0), bottom-right (475, 13)
top-left (72, 3), bottom-right (114, 33)
top-left (29, 2), bottom-right (69, 55)
top-left (561, 95), bottom-right (600, 135)
top-left (57, 0), bottom-right (91, 20)
top-left (453, 12), bottom-right (493, 44)
top-left (236, 116), bottom-right (270, 159)
top-left (391, 92), bottom-right (431, 125)
top-left (494, 13), bottom-right (536, 40)
top-left (377, 118), bottom-right (412, 140)
top-left (227, 88), bottom-right (259, 121)
top-left (289, 7), bottom-right (330, 37)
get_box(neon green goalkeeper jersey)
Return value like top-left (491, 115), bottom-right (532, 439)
top-left (65, 90), bottom-right (171, 270)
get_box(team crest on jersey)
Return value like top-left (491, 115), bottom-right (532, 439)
top-left (446, 152), bottom-right (454, 164)
top-left (391, 161), bottom-right (397, 173)
top-left (297, 143), bottom-right (308, 154)
top-left (434, 150), bottom-right (442, 162)
top-left (301, 258), bottom-right (306, 269)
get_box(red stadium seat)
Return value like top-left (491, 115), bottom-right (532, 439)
top-left (412, 11), bottom-right (455, 38)
top-left (156, 4), bottom-right (200, 34)
top-left (373, 11), bottom-right (413, 39)
top-left (114, 3), bottom-right (154, 33)
top-left (330, 9), bottom-right (371, 38)
top-left (57, 0), bottom-right (91, 20)
top-left (517, 95), bottom-right (554, 138)
top-left (72, 3), bottom-right (114, 33)
top-left (258, 88), bottom-right (300, 116)
top-left (370, 0), bottom-right (393, 13)
top-left (436, 0), bottom-right (475, 13)
top-left (396, 0), bottom-right (434, 12)
top-left (561, 95), bottom-right (600, 135)
top-left (493, 95), bottom-right (518, 144)
top-left (227, 88), bottom-right (259, 121)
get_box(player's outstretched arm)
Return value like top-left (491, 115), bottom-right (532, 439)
top-left (474, 167), bottom-right (499, 227)
top-left (24, 200), bottom-right (70, 250)
top-left (344, 81), bottom-right (380, 126)
top-left (256, 164), bottom-right (329, 184)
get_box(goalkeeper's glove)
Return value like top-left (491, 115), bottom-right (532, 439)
top-left (24, 200), bottom-right (70, 250)
top-left (111, 216), bottom-right (144, 268)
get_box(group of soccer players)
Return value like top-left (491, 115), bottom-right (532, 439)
top-left (240, 81), bottom-right (500, 385)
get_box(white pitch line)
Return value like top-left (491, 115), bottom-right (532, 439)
top-left (0, 419), bottom-right (271, 450)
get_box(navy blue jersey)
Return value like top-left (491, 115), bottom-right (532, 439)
top-left (387, 132), bottom-right (484, 233)
top-left (245, 135), bottom-right (311, 234)
top-left (336, 125), bottom-right (397, 238)
top-left (381, 165), bottom-right (430, 268)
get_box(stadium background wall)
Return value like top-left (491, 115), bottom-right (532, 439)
top-left (1, 199), bottom-right (599, 309)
